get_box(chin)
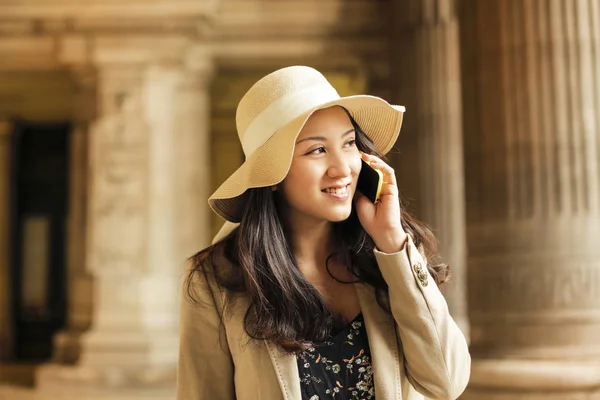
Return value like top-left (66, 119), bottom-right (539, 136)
top-left (325, 208), bottom-right (353, 222)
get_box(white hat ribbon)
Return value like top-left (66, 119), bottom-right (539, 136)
top-left (240, 83), bottom-right (340, 157)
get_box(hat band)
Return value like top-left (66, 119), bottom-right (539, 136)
top-left (241, 83), bottom-right (340, 157)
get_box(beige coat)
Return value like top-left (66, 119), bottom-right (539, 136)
top-left (177, 236), bottom-right (470, 400)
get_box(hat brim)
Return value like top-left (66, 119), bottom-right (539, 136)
top-left (209, 95), bottom-right (405, 223)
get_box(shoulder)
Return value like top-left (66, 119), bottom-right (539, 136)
top-left (185, 243), bottom-right (238, 307)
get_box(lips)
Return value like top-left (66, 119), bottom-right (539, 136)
top-left (321, 184), bottom-right (351, 200)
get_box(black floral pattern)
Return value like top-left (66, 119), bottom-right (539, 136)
top-left (297, 314), bottom-right (375, 399)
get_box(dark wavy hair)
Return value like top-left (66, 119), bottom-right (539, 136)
top-left (185, 115), bottom-right (450, 353)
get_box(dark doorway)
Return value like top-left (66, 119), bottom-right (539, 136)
top-left (9, 121), bottom-right (70, 361)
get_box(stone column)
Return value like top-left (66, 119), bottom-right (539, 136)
top-left (390, 0), bottom-right (468, 337)
top-left (51, 67), bottom-right (96, 365)
top-left (0, 119), bottom-right (13, 361)
top-left (172, 48), bottom-right (215, 259)
top-left (37, 52), bottom-right (214, 396)
top-left (460, 1), bottom-right (600, 398)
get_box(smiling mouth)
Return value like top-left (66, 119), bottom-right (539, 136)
top-left (322, 185), bottom-right (350, 195)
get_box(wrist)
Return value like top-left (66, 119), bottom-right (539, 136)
top-left (375, 230), bottom-right (409, 254)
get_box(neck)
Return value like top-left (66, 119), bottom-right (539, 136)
top-left (286, 218), bottom-right (333, 268)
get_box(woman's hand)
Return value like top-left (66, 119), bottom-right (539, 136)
top-left (354, 152), bottom-right (408, 253)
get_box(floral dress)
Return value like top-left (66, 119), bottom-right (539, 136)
top-left (297, 313), bottom-right (375, 399)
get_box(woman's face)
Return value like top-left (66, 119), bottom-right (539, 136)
top-left (279, 106), bottom-right (362, 226)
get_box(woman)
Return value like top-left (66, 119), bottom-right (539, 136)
top-left (177, 66), bottom-right (470, 400)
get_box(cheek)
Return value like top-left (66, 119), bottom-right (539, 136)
top-left (281, 163), bottom-right (319, 198)
top-left (288, 157), bottom-right (327, 182)
top-left (349, 156), bottom-right (362, 178)
top-left (286, 164), bottom-right (312, 186)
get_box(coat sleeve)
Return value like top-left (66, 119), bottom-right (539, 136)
top-left (176, 261), bottom-right (235, 400)
top-left (374, 235), bottom-right (471, 400)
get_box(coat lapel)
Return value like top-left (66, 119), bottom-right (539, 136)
top-left (264, 340), bottom-right (302, 400)
top-left (230, 293), bottom-right (301, 399)
top-left (356, 283), bottom-right (402, 399)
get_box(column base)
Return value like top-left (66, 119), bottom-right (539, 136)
top-left (36, 330), bottom-right (178, 396)
top-left (462, 359), bottom-right (600, 399)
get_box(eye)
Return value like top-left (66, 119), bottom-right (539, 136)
top-left (345, 139), bottom-right (356, 147)
top-left (307, 146), bottom-right (326, 155)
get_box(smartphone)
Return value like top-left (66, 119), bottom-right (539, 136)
top-left (357, 159), bottom-right (384, 203)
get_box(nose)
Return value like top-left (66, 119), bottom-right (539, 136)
top-left (326, 152), bottom-right (353, 179)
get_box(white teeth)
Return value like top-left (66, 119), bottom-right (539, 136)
top-left (325, 186), bottom-right (348, 195)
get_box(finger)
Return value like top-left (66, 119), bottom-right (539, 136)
top-left (360, 153), bottom-right (398, 188)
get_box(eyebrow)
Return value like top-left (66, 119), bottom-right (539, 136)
top-left (295, 128), bottom-right (356, 145)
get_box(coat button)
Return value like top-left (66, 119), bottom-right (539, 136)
top-left (413, 262), bottom-right (429, 287)
top-left (414, 262), bottom-right (423, 273)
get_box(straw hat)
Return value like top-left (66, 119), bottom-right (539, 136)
top-left (208, 66), bottom-right (405, 227)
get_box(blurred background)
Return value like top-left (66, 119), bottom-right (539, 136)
top-left (0, 0), bottom-right (599, 399)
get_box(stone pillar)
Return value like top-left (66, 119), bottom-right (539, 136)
top-left (51, 68), bottom-right (96, 365)
top-left (172, 49), bottom-right (215, 259)
top-left (37, 52), bottom-right (214, 396)
top-left (460, 1), bottom-right (600, 398)
top-left (390, 0), bottom-right (468, 337)
top-left (0, 119), bottom-right (13, 361)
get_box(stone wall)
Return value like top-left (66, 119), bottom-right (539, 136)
top-left (0, 0), bottom-right (394, 398)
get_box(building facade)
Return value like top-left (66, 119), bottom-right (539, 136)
top-left (0, 0), bottom-right (598, 399)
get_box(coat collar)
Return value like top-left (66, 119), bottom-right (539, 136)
top-left (264, 340), bottom-right (302, 400)
top-left (264, 283), bottom-right (401, 399)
